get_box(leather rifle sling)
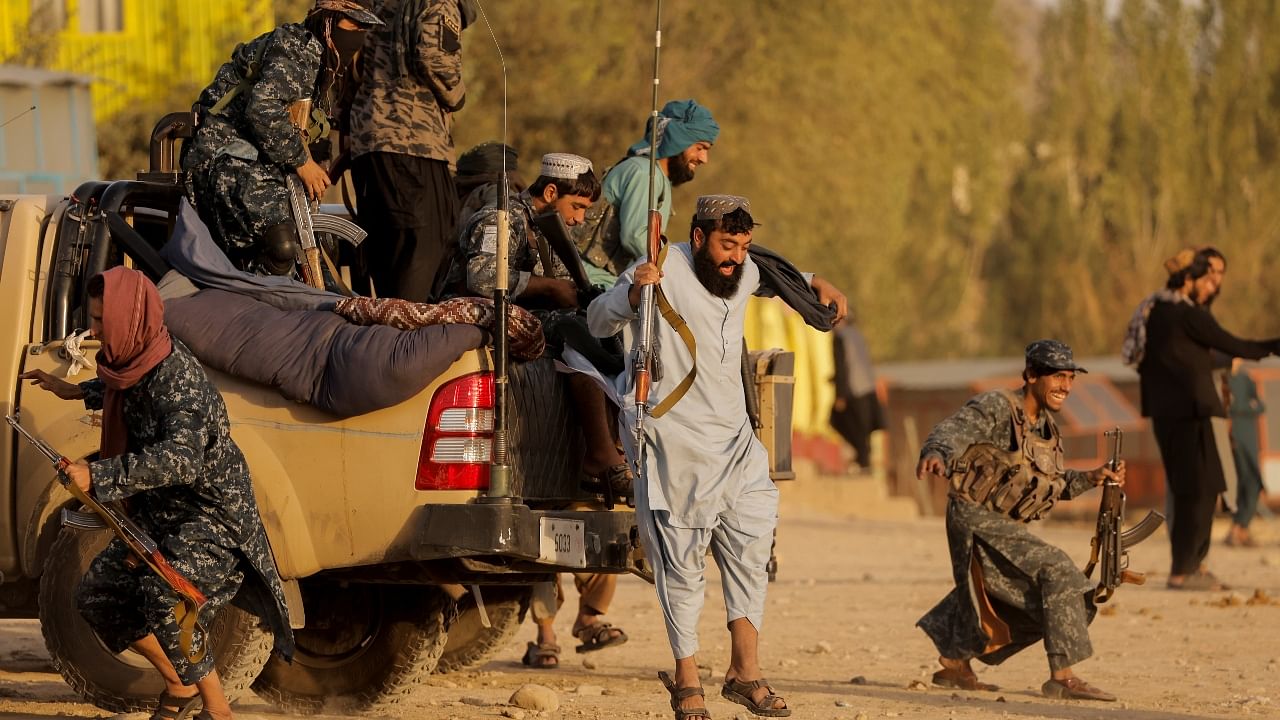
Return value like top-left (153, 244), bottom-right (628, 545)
top-left (173, 597), bottom-right (208, 663)
top-left (648, 241), bottom-right (697, 418)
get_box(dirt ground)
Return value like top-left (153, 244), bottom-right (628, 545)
top-left (2, 495), bottom-right (1279, 720)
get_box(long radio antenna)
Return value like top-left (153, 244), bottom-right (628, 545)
top-left (472, 0), bottom-right (516, 502)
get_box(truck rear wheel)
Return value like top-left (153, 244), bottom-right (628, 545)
top-left (252, 582), bottom-right (450, 715)
top-left (39, 528), bottom-right (273, 713)
top-left (435, 586), bottom-right (529, 674)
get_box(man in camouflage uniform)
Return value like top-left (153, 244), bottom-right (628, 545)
top-left (348, 0), bottom-right (474, 302)
top-left (915, 340), bottom-right (1125, 702)
top-left (448, 153), bottom-right (633, 666)
top-left (20, 268), bottom-right (292, 720)
top-left (576, 99), bottom-right (719, 289)
top-left (183, 0), bottom-right (381, 275)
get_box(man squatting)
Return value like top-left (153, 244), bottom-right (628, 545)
top-left (20, 267), bottom-right (292, 720)
top-left (915, 340), bottom-right (1125, 701)
top-left (588, 195), bottom-right (847, 719)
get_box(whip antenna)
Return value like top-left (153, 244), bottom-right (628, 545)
top-left (472, 0), bottom-right (516, 501)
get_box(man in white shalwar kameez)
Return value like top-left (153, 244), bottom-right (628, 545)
top-left (587, 195), bottom-right (846, 719)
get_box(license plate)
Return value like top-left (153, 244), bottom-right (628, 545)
top-left (538, 518), bottom-right (586, 568)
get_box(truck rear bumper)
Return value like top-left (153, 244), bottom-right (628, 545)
top-left (412, 502), bottom-right (642, 575)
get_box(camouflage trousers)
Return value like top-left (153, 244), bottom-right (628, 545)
top-left (917, 498), bottom-right (1096, 672)
top-left (78, 534), bottom-right (245, 685)
top-left (185, 154), bottom-right (292, 268)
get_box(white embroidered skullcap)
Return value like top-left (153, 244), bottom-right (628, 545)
top-left (539, 153), bottom-right (593, 180)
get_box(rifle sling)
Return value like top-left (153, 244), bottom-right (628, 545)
top-left (648, 242), bottom-right (696, 418)
top-left (173, 596), bottom-right (208, 663)
top-left (207, 41), bottom-right (269, 117)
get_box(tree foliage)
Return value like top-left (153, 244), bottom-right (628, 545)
top-left (452, 0), bottom-right (1280, 360)
top-left (15, 0), bottom-right (1280, 360)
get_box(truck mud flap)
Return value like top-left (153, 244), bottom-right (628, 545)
top-left (412, 503), bottom-right (641, 575)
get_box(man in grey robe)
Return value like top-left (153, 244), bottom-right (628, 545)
top-left (587, 195), bottom-right (846, 719)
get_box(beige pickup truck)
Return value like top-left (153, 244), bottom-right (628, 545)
top-left (0, 163), bottom-right (649, 713)
top-left (0, 118), bottom-right (796, 717)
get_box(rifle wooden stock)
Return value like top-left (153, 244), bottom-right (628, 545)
top-left (59, 463), bottom-right (208, 610)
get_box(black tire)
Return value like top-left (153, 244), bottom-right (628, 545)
top-left (252, 582), bottom-right (450, 715)
top-left (435, 586), bottom-right (529, 674)
top-left (39, 528), bottom-right (273, 714)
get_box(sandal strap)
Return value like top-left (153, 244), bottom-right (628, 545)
top-left (674, 686), bottom-right (705, 700)
top-left (727, 677), bottom-right (770, 692)
top-left (577, 622), bottom-right (614, 640)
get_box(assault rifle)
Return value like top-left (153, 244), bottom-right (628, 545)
top-left (1083, 427), bottom-right (1165, 603)
top-left (6, 414), bottom-right (209, 662)
top-left (287, 100), bottom-right (327, 289)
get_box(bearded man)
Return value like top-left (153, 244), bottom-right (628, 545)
top-left (587, 195), bottom-right (846, 719)
top-left (576, 99), bottom-right (719, 289)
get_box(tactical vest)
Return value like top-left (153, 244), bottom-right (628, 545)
top-left (571, 159), bottom-right (666, 277)
top-left (947, 390), bottom-right (1068, 522)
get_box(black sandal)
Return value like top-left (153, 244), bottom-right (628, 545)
top-left (659, 670), bottom-right (712, 719)
top-left (151, 690), bottom-right (201, 720)
top-left (721, 676), bottom-right (790, 717)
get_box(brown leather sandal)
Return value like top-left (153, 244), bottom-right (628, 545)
top-left (721, 676), bottom-right (790, 717)
top-left (520, 641), bottom-right (560, 668)
top-left (931, 667), bottom-right (999, 691)
top-left (659, 671), bottom-right (712, 719)
top-left (573, 621), bottom-right (628, 653)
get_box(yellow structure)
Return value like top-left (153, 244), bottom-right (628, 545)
top-left (744, 297), bottom-right (837, 438)
top-left (0, 0), bottom-right (274, 120)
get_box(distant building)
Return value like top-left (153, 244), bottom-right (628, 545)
top-left (0, 0), bottom-right (274, 121)
top-left (0, 65), bottom-right (95, 193)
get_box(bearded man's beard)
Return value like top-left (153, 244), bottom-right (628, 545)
top-left (694, 242), bottom-right (744, 298)
top-left (668, 153), bottom-right (697, 186)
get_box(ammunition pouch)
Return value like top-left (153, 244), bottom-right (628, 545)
top-left (572, 198), bottom-right (632, 276)
top-left (949, 442), bottom-right (1064, 522)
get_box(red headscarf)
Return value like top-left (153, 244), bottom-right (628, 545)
top-left (95, 267), bottom-right (173, 459)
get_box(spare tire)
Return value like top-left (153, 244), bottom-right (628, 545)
top-left (252, 581), bottom-right (450, 715)
top-left (39, 528), bottom-right (273, 714)
top-left (435, 586), bottom-right (529, 674)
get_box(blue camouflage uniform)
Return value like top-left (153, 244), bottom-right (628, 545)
top-left (76, 340), bottom-right (294, 684)
top-left (182, 24), bottom-right (321, 268)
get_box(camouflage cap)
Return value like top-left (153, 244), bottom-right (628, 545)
top-left (1025, 339), bottom-right (1088, 374)
top-left (310, 0), bottom-right (383, 27)
top-left (694, 194), bottom-right (754, 222)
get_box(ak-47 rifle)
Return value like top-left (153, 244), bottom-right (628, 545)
top-left (1083, 426), bottom-right (1165, 603)
top-left (6, 414), bottom-right (209, 662)
top-left (631, 0), bottom-right (665, 475)
top-left (286, 99), bottom-right (327, 290)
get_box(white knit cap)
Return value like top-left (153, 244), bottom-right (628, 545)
top-left (539, 153), bottom-right (593, 180)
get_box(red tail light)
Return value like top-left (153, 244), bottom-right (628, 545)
top-left (416, 372), bottom-right (494, 490)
